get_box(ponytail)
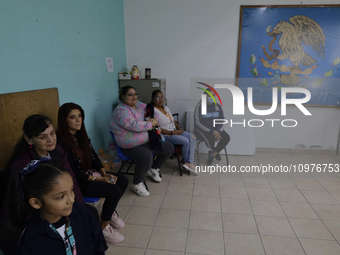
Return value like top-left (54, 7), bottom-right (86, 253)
top-left (5, 160), bottom-right (70, 239)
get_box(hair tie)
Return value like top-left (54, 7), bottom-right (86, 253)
top-left (15, 158), bottom-right (50, 198)
top-left (20, 158), bottom-right (52, 178)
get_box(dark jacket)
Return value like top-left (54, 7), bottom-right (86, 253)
top-left (16, 202), bottom-right (105, 255)
top-left (9, 145), bottom-right (83, 202)
top-left (194, 101), bottom-right (224, 137)
top-left (0, 145), bottom-right (84, 255)
top-left (57, 135), bottom-right (103, 190)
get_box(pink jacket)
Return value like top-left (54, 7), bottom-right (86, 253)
top-left (110, 101), bottom-right (159, 149)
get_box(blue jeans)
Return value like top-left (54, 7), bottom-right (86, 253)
top-left (165, 131), bottom-right (196, 164)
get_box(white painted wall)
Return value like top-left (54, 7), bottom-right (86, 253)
top-left (124, 0), bottom-right (340, 151)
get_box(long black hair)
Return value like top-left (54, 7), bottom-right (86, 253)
top-left (0, 115), bottom-right (53, 217)
top-left (5, 161), bottom-right (70, 239)
top-left (56, 102), bottom-right (92, 171)
top-left (4, 114), bottom-right (52, 170)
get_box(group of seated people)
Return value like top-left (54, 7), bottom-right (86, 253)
top-left (0, 85), bottom-right (230, 255)
top-left (110, 86), bottom-right (200, 197)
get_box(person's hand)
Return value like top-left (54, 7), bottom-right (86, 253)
top-left (174, 129), bottom-right (183, 135)
top-left (151, 119), bottom-right (159, 127)
top-left (103, 172), bottom-right (114, 178)
top-left (147, 118), bottom-right (158, 126)
top-left (213, 130), bottom-right (222, 141)
top-left (100, 176), bottom-right (117, 184)
top-left (100, 168), bottom-right (108, 177)
top-left (110, 176), bottom-right (118, 184)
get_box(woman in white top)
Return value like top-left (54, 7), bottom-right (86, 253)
top-left (151, 90), bottom-right (197, 175)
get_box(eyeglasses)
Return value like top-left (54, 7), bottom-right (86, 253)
top-left (126, 93), bottom-right (139, 97)
top-left (155, 96), bottom-right (166, 100)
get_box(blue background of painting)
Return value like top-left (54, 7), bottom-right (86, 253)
top-left (238, 6), bottom-right (340, 106)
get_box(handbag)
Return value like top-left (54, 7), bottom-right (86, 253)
top-left (145, 104), bottom-right (163, 151)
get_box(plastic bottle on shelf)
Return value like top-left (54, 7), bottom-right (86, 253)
top-left (98, 148), bottom-right (114, 172)
top-left (105, 142), bottom-right (122, 169)
top-left (131, 65), bottom-right (139, 79)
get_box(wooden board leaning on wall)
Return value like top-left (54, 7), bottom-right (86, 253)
top-left (0, 88), bottom-right (59, 171)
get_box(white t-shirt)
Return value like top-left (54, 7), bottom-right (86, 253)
top-left (56, 224), bottom-right (66, 239)
top-left (154, 106), bottom-right (176, 131)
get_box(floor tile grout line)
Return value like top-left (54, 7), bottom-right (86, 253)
top-left (258, 152), bottom-right (307, 255)
top-left (142, 165), bottom-right (177, 254)
top-left (300, 154), bottom-right (340, 247)
top-left (109, 153), bottom-right (340, 254)
top-left (241, 151), bottom-right (269, 255)
top-left (218, 170), bottom-right (227, 255)
top-left (275, 151), bottom-right (340, 253)
top-left (181, 167), bottom-right (196, 254)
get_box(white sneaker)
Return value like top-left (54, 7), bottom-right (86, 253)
top-left (147, 168), bottom-right (162, 182)
top-left (132, 182), bottom-right (150, 197)
top-left (102, 224), bottom-right (124, 244)
top-left (110, 211), bottom-right (125, 229)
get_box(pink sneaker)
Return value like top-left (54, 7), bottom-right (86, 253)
top-left (110, 211), bottom-right (125, 229)
top-left (102, 224), bottom-right (124, 244)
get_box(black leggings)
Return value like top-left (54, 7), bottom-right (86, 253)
top-left (197, 130), bottom-right (230, 154)
top-left (81, 173), bottom-right (128, 221)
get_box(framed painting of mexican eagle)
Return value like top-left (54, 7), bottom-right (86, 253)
top-left (236, 5), bottom-right (340, 107)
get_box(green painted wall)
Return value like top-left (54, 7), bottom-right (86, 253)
top-left (0, 0), bottom-right (126, 151)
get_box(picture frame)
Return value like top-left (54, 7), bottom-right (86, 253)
top-left (236, 4), bottom-right (340, 107)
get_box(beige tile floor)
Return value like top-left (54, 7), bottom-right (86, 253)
top-left (105, 151), bottom-right (340, 255)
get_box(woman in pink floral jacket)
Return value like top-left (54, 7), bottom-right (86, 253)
top-left (110, 86), bottom-right (174, 197)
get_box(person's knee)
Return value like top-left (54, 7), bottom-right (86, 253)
top-left (138, 156), bottom-right (153, 167)
top-left (191, 134), bottom-right (196, 141)
top-left (134, 157), bottom-right (153, 173)
top-left (136, 151), bottom-right (153, 165)
top-left (182, 139), bottom-right (190, 148)
top-left (224, 132), bottom-right (231, 144)
top-left (166, 141), bottom-right (174, 154)
top-left (113, 175), bottom-right (128, 192)
top-left (108, 184), bottom-right (122, 198)
top-left (159, 141), bottom-right (174, 158)
top-left (116, 174), bottom-right (129, 188)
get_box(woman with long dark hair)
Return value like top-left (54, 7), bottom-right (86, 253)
top-left (57, 102), bottom-right (128, 244)
top-left (0, 114), bottom-right (85, 254)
